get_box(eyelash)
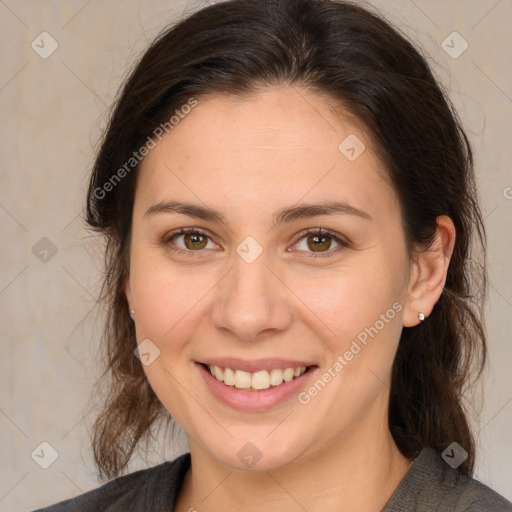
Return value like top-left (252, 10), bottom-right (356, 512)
top-left (161, 227), bottom-right (349, 259)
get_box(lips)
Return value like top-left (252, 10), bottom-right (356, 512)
top-left (195, 358), bottom-right (319, 411)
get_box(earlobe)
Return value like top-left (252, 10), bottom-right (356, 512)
top-left (402, 215), bottom-right (456, 327)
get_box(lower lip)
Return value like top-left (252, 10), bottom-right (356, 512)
top-left (196, 362), bottom-right (318, 411)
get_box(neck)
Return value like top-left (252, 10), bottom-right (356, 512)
top-left (175, 418), bottom-right (412, 512)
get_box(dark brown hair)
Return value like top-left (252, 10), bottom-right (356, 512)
top-left (86, 0), bottom-right (487, 479)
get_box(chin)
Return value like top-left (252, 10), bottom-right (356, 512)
top-left (201, 432), bottom-right (309, 472)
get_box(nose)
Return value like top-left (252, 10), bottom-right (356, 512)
top-left (210, 251), bottom-right (294, 341)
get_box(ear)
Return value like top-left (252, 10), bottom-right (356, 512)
top-left (402, 215), bottom-right (456, 327)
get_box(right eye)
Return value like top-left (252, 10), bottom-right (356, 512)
top-left (162, 227), bottom-right (220, 255)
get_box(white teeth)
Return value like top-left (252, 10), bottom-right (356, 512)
top-left (251, 370), bottom-right (270, 390)
top-left (223, 367), bottom-right (235, 386)
top-left (214, 366), bottom-right (224, 381)
top-left (234, 370), bottom-right (252, 389)
top-left (207, 364), bottom-right (307, 390)
top-left (283, 368), bottom-right (294, 382)
top-left (269, 368), bottom-right (284, 386)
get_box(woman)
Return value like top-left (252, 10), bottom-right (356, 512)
top-left (35, 0), bottom-right (512, 510)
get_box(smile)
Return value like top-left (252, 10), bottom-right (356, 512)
top-left (206, 364), bottom-right (308, 391)
top-left (196, 360), bottom-right (318, 411)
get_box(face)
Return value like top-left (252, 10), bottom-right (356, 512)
top-left (126, 86), bottom-right (412, 471)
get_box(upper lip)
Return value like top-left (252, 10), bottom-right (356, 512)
top-left (197, 357), bottom-right (316, 373)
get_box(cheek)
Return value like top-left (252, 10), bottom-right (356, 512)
top-left (129, 250), bottom-right (219, 345)
top-left (286, 254), bottom-right (406, 388)
top-left (289, 264), bottom-right (396, 339)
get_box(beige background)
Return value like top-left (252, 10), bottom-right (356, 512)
top-left (0, 0), bottom-right (510, 510)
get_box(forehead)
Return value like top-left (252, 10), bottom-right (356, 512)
top-left (135, 87), bottom-right (399, 224)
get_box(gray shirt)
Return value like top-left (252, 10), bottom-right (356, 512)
top-left (34, 447), bottom-right (512, 511)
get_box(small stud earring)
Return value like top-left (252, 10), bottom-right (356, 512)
top-left (130, 308), bottom-right (135, 315)
top-left (418, 312), bottom-right (425, 322)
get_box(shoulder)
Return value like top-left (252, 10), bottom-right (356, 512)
top-left (459, 478), bottom-right (512, 511)
top-left (31, 452), bottom-right (191, 512)
top-left (384, 447), bottom-right (512, 512)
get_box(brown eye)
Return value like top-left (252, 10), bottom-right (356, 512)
top-left (183, 232), bottom-right (208, 250)
top-left (293, 228), bottom-right (349, 258)
top-left (163, 228), bottom-right (218, 255)
top-left (307, 233), bottom-right (332, 252)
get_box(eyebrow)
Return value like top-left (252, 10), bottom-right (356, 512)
top-left (144, 200), bottom-right (372, 226)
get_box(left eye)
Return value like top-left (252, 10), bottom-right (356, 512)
top-left (292, 229), bottom-right (348, 257)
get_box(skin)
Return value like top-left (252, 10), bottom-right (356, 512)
top-left (125, 86), bottom-right (455, 512)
